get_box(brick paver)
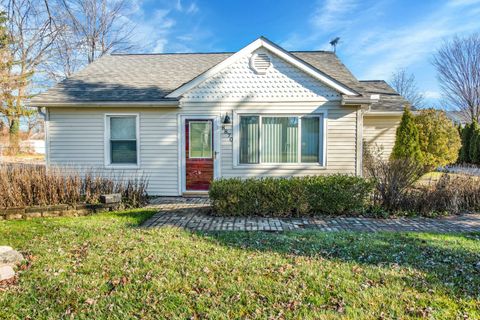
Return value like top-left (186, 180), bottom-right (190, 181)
top-left (142, 197), bottom-right (480, 233)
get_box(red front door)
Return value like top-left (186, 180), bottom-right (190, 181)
top-left (185, 119), bottom-right (214, 191)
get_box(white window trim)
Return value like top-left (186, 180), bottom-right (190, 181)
top-left (188, 120), bottom-right (213, 159)
top-left (104, 113), bottom-right (140, 169)
top-left (233, 111), bottom-right (328, 169)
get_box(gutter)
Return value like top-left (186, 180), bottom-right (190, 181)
top-left (364, 111), bottom-right (404, 116)
top-left (341, 94), bottom-right (380, 106)
top-left (30, 100), bottom-right (180, 108)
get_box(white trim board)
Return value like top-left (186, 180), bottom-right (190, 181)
top-left (166, 37), bottom-right (359, 98)
top-left (32, 101), bottom-right (180, 108)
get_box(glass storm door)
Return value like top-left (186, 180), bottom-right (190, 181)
top-left (185, 119), bottom-right (214, 191)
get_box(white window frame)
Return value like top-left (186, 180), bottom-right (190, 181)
top-left (188, 120), bottom-right (213, 159)
top-left (233, 111), bottom-right (327, 168)
top-left (104, 113), bottom-right (140, 169)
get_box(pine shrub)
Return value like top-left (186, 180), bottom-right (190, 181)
top-left (414, 109), bottom-right (461, 168)
top-left (469, 122), bottom-right (480, 164)
top-left (391, 107), bottom-right (423, 163)
top-left (460, 123), bottom-right (474, 163)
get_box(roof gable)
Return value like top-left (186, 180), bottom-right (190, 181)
top-left (166, 37), bottom-right (359, 98)
top-left (183, 48), bottom-right (342, 102)
top-left (30, 38), bottom-right (382, 107)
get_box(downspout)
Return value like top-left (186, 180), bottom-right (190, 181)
top-left (37, 107), bottom-right (46, 119)
top-left (37, 107), bottom-right (48, 166)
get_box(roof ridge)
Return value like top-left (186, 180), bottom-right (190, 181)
top-left (110, 50), bottom-right (335, 56)
top-left (359, 79), bottom-right (388, 83)
top-left (110, 52), bottom-right (235, 56)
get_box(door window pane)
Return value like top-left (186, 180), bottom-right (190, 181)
top-left (111, 141), bottom-right (137, 164)
top-left (262, 117), bottom-right (298, 163)
top-left (189, 121), bottom-right (212, 158)
top-left (111, 117), bottom-right (136, 139)
top-left (301, 117), bottom-right (320, 163)
top-left (239, 116), bottom-right (259, 164)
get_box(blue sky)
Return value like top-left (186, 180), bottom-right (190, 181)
top-left (126, 0), bottom-right (480, 107)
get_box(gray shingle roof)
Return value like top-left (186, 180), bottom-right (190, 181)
top-left (33, 53), bottom-right (232, 103)
top-left (31, 50), bottom-right (405, 112)
top-left (359, 80), bottom-right (410, 112)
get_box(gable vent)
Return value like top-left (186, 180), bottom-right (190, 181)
top-left (250, 53), bottom-right (271, 75)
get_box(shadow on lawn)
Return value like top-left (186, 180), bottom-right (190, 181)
top-left (198, 230), bottom-right (480, 299)
top-left (110, 209), bottom-right (157, 226)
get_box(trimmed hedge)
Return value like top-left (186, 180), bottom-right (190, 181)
top-left (209, 175), bottom-right (374, 217)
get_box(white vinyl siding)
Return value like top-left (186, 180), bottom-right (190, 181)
top-left (47, 102), bottom-right (359, 195)
top-left (363, 115), bottom-right (401, 159)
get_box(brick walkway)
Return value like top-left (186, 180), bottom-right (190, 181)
top-left (142, 197), bottom-right (480, 233)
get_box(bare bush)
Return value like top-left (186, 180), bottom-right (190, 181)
top-left (404, 174), bottom-right (480, 215)
top-left (0, 164), bottom-right (148, 208)
top-left (363, 143), bottom-right (427, 211)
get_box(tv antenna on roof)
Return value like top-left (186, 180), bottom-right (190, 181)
top-left (329, 37), bottom-right (340, 53)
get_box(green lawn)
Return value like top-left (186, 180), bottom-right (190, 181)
top-left (1, 211), bottom-right (479, 319)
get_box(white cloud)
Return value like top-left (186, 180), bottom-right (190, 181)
top-left (357, 3), bottom-right (480, 79)
top-left (310, 0), bottom-right (358, 29)
top-left (281, 0), bottom-right (480, 104)
top-left (448, 0), bottom-right (480, 7)
top-left (121, 1), bottom-right (214, 53)
top-left (175, 0), bottom-right (183, 11)
top-left (186, 3), bottom-right (199, 14)
top-left (424, 91), bottom-right (441, 99)
top-left (153, 38), bottom-right (168, 52)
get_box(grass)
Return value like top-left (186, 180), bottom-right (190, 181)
top-left (0, 210), bottom-right (479, 319)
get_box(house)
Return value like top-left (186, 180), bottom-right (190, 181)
top-left (31, 37), bottom-right (408, 196)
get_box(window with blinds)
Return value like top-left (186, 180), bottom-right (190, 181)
top-left (239, 115), bottom-right (324, 165)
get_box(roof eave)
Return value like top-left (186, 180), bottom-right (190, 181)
top-left (29, 100), bottom-right (180, 108)
top-left (341, 94), bottom-right (380, 106)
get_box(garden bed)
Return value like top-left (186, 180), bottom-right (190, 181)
top-left (0, 202), bottom-right (121, 220)
top-left (0, 164), bottom-right (149, 211)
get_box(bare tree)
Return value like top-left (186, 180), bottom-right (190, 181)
top-left (432, 33), bottom-right (480, 123)
top-left (0, 0), bottom-right (60, 152)
top-left (390, 68), bottom-right (425, 108)
top-left (43, 0), bottom-right (135, 80)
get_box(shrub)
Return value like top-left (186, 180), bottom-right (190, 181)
top-left (403, 174), bottom-right (480, 215)
top-left (364, 145), bottom-right (427, 211)
top-left (391, 107), bottom-right (423, 163)
top-left (0, 164), bottom-right (149, 208)
top-left (469, 122), bottom-right (480, 164)
top-left (209, 175), bottom-right (374, 217)
top-left (459, 122), bottom-right (475, 163)
top-left (365, 144), bottom-right (480, 216)
top-left (414, 109), bottom-right (461, 168)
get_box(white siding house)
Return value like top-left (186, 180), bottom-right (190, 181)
top-left (33, 37), bottom-right (407, 196)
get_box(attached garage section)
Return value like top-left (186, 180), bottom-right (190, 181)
top-left (363, 114), bottom-right (401, 159)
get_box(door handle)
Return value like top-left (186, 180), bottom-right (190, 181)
top-left (214, 151), bottom-right (219, 159)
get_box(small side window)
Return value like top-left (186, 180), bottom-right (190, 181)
top-left (108, 116), bottom-right (138, 165)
